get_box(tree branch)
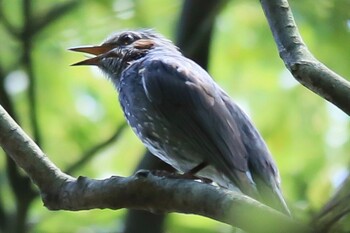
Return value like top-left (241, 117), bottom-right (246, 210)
top-left (312, 175), bottom-right (350, 232)
top-left (45, 172), bottom-right (307, 233)
top-left (260, 0), bottom-right (350, 115)
top-left (0, 104), bottom-right (308, 233)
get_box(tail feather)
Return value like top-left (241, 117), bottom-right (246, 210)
top-left (258, 180), bottom-right (291, 216)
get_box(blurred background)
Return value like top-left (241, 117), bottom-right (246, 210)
top-left (0, 0), bottom-right (349, 232)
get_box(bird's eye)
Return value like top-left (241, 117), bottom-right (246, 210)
top-left (119, 34), bottom-right (135, 45)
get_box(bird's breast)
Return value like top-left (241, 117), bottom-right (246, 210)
top-left (117, 69), bottom-right (202, 172)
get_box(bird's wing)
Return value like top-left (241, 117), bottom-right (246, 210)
top-left (221, 93), bottom-right (290, 215)
top-left (139, 57), bottom-right (257, 194)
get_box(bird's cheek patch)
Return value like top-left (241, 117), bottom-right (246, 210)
top-left (133, 39), bottom-right (155, 49)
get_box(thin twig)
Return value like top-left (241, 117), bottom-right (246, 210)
top-left (22, 0), bottom-right (42, 145)
top-left (65, 122), bottom-right (127, 175)
top-left (31, 0), bottom-right (81, 36)
top-left (0, 0), bottom-right (20, 37)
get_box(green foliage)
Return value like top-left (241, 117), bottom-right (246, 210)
top-left (0, 0), bottom-right (349, 232)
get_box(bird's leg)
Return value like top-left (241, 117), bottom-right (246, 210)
top-left (186, 161), bottom-right (208, 174)
top-left (150, 162), bottom-right (212, 184)
top-left (182, 162), bottom-right (212, 183)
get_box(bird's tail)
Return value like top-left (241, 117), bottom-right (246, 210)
top-left (237, 172), bottom-right (291, 216)
top-left (258, 181), bottom-right (291, 216)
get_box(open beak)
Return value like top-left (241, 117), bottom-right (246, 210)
top-left (69, 44), bottom-right (114, 66)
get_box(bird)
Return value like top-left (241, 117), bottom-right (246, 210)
top-left (70, 29), bottom-right (290, 215)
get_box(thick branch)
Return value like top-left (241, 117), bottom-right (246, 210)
top-left (45, 172), bottom-right (308, 233)
top-left (260, 0), bottom-right (350, 115)
top-left (0, 104), bottom-right (308, 233)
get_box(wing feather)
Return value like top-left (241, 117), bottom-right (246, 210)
top-left (140, 57), bottom-right (257, 194)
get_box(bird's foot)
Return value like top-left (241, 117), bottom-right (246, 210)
top-left (180, 172), bottom-right (213, 184)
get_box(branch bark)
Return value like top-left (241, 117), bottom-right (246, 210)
top-left (260, 0), bottom-right (350, 115)
top-left (0, 104), bottom-right (308, 233)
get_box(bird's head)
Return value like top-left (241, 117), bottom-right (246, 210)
top-left (70, 29), bottom-right (179, 79)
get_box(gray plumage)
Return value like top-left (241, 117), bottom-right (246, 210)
top-left (71, 29), bottom-right (290, 215)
